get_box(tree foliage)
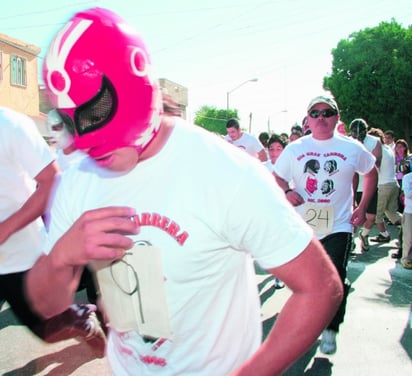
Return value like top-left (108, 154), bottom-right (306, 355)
top-left (324, 20), bottom-right (412, 141)
top-left (194, 106), bottom-right (239, 135)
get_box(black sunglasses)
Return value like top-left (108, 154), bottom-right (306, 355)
top-left (308, 109), bottom-right (337, 118)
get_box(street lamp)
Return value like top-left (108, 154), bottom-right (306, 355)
top-left (226, 78), bottom-right (258, 112)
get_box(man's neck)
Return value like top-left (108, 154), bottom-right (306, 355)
top-left (139, 116), bottom-right (175, 162)
top-left (312, 134), bottom-right (334, 141)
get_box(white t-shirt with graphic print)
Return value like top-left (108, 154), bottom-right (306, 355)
top-left (274, 134), bottom-right (375, 239)
top-left (47, 119), bottom-right (313, 375)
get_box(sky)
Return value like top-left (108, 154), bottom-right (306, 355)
top-left (2, 0), bottom-right (412, 136)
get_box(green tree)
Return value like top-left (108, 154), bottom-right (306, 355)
top-left (194, 106), bottom-right (238, 135)
top-left (324, 20), bottom-right (412, 142)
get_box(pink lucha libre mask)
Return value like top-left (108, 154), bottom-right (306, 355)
top-left (43, 7), bottom-right (162, 158)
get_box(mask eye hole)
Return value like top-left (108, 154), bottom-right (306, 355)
top-left (51, 123), bottom-right (64, 132)
top-left (74, 76), bottom-right (118, 135)
top-left (56, 111), bottom-right (75, 135)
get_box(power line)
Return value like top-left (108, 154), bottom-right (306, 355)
top-left (0, 1), bottom-right (99, 20)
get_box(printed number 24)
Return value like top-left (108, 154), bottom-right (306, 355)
top-left (305, 208), bottom-right (329, 227)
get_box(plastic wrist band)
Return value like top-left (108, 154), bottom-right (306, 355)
top-left (284, 189), bottom-right (293, 194)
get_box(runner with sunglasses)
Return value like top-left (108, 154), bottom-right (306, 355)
top-left (24, 8), bottom-right (343, 375)
top-left (274, 94), bottom-right (378, 355)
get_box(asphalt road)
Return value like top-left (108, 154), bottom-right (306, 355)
top-left (1, 224), bottom-right (411, 375)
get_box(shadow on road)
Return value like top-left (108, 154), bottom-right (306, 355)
top-left (386, 263), bottom-right (412, 359)
top-left (386, 262), bottom-right (412, 305)
top-left (0, 305), bottom-right (19, 331)
top-left (0, 296), bottom-right (104, 375)
top-left (284, 343), bottom-right (333, 376)
top-left (348, 225), bottom-right (400, 286)
top-left (3, 342), bottom-right (99, 376)
top-left (262, 313), bottom-right (335, 376)
top-left (400, 308), bottom-right (412, 359)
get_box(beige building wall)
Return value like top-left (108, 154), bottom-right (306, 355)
top-left (0, 33), bottom-right (40, 117)
top-left (159, 78), bottom-right (188, 119)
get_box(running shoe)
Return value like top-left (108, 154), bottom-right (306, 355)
top-left (44, 304), bottom-right (106, 358)
top-left (358, 230), bottom-right (369, 252)
top-left (370, 234), bottom-right (390, 243)
top-left (401, 260), bottom-right (412, 270)
top-left (320, 329), bottom-right (337, 355)
top-left (274, 278), bottom-right (285, 289)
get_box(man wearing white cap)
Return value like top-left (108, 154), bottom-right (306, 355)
top-left (274, 94), bottom-right (378, 355)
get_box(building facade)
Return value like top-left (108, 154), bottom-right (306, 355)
top-left (0, 33), bottom-right (49, 136)
top-left (159, 78), bottom-right (188, 119)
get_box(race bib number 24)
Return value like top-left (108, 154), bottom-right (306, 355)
top-left (303, 204), bottom-right (334, 236)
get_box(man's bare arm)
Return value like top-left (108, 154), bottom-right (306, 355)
top-left (0, 161), bottom-right (58, 245)
top-left (274, 173), bottom-right (305, 207)
top-left (274, 173), bottom-right (289, 192)
top-left (232, 237), bottom-right (343, 376)
top-left (351, 166), bottom-right (378, 226)
top-left (371, 140), bottom-right (382, 169)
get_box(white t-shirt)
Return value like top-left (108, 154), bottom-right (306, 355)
top-left (402, 172), bottom-right (412, 214)
top-left (224, 132), bottom-right (264, 159)
top-left (55, 148), bottom-right (86, 171)
top-left (357, 134), bottom-right (379, 192)
top-left (0, 107), bottom-right (55, 273)
top-left (43, 149), bottom-right (87, 230)
top-left (274, 134), bottom-right (376, 239)
top-left (263, 159), bottom-right (276, 173)
top-left (48, 119), bottom-right (313, 375)
top-left (378, 144), bottom-right (397, 185)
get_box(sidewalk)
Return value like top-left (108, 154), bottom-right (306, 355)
top-left (1, 224), bottom-right (411, 375)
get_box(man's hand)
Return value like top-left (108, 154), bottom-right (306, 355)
top-left (51, 206), bottom-right (140, 269)
top-left (26, 206), bottom-right (140, 318)
top-left (350, 206), bottom-right (366, 227)
top-left (285, 190), bottom-right (305, 207)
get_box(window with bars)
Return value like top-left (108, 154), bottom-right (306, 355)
top-left (11, 54), bottom-right (27, 87)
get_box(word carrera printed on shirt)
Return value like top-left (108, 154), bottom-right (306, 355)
top-left (133, 212), bottom-right (189, 245)
top-left (297, 151), bottom-right (347, 161)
